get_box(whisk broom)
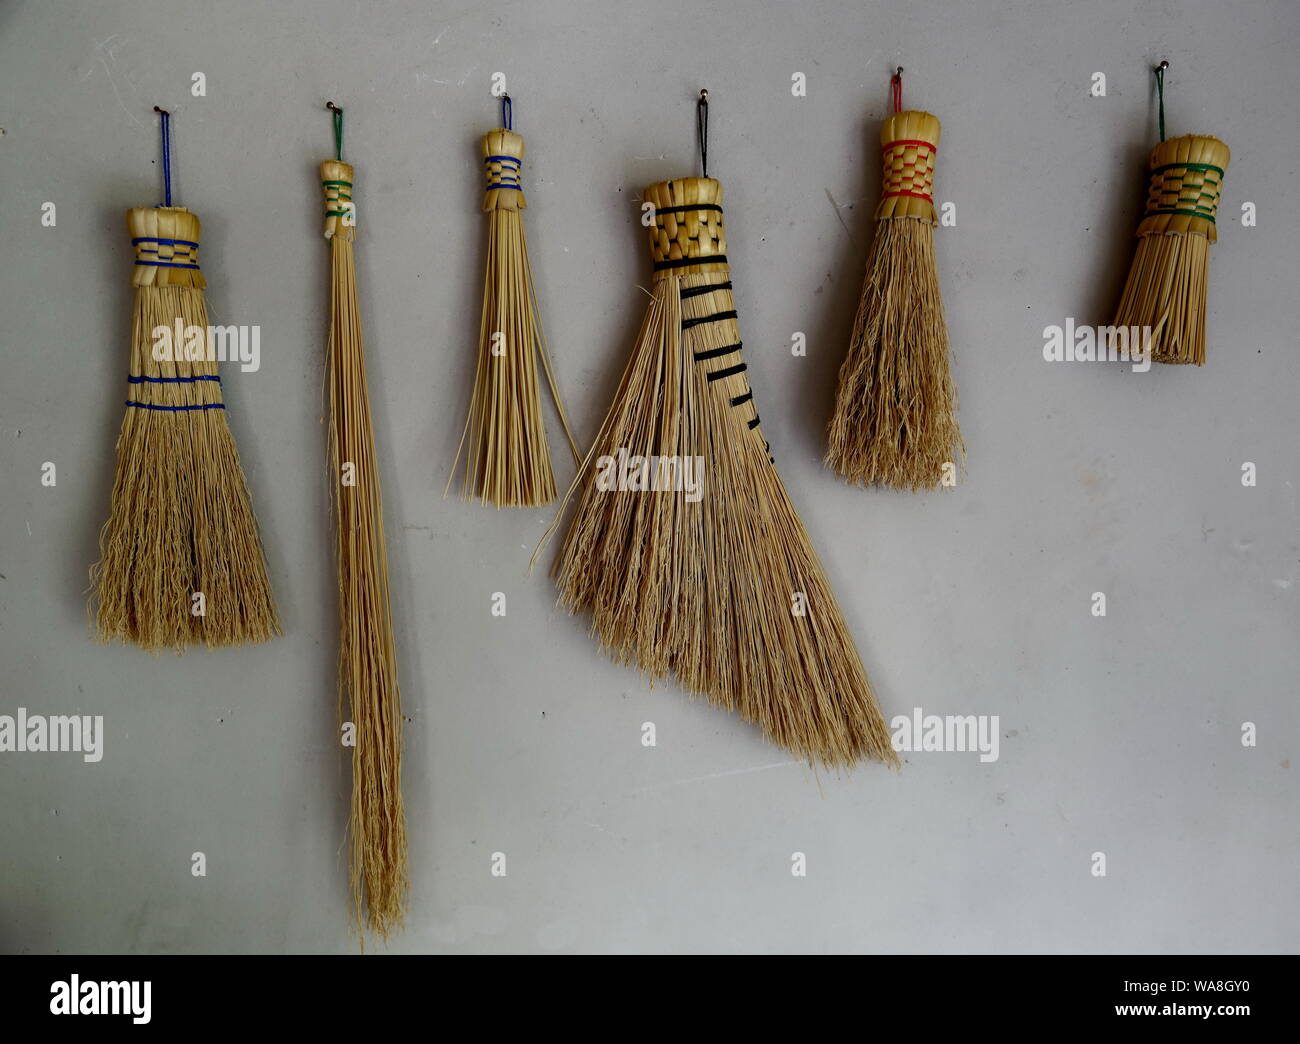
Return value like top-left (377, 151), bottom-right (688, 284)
top-left (90, 107), bottom-right (279, 651)
top-left (320, 103), bottom-right (407, 939)
top-left (1111, 61), bottom-right (1230, 366)
top-left (539, 92), bottom-right (896, 768)
top-left (826, 69), bottom-right (963, 490)
top-left (450, 95), bottom-right (579, 507)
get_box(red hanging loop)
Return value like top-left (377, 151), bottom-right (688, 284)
top-left (890, 67), bottom-right (903, 113)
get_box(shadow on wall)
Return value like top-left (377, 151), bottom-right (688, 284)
top-left (1080, 74), bottom-right (1171, 328)
top-left (797, 113), bottom-right (876, 460)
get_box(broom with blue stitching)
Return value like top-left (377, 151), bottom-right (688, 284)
top-left (450, 94), bottom-right (579, 507)
top-left (91, 107), bottom-right (278, 651)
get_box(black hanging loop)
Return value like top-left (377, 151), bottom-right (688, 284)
top-left (697, 89), bottom-right (709, 178)
top-left (326, 101), bottom-right (344, 161)
top-left (502, 94), bottom-right (512, 131)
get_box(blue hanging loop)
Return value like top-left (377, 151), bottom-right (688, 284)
top-left (153, 106), bottom-right (172, 206)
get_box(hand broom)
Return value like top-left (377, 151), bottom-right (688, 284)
top-left (450, 94), bottom-right (579, 507)
top-left (90, 107), bottom-right (279, 651)
top-left (826, 69), bottom-right (964, 490)
top-left (320, 103), bottom-right (407, 939)
top-left (539, 92), bottom-right (896, 768)
top-left (1111, 61), bottom-right (1230, 366)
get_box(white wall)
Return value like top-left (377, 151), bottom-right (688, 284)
top-left (1, 0), bottom-right (1296, 953)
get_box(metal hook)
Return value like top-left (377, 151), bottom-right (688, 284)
top-left (896, 66), bottom-right (904, 77)
top-left (1157, 60), bottom-right (1169, 71)
top-left (325, 101), bottom-right (342, 113)
top-left (699, 88), bottom-right (708, 101)
top-left (153, 105), bottom-right (169, 116)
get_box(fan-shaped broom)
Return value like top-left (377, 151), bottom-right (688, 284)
top-left (826, 68), bottom-right (963, 490)
top-left (450, 95), bottom-right (579, 507)
top-left (540, 92), bottom-right (896, 768)
top-left (91, 107), bottom-right (279, 651)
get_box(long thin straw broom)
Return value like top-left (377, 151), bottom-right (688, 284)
top-left (826, 69), bottom-right (963, 490)
top-left (320, 103), bottom-right (407, 938)
top-left (1111, 61), bottom-right (1229, 366)
top-left (450, 94), bottom-right (579, 507)
top-left (539, 92), bottom-right (896, 768)
top-left (91, 107), bottom-right (279, 651)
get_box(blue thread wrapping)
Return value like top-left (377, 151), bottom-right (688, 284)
top-left (132, 237), bottom-right (199, 247)
top-left (484, 154), bottom-right (522, 190)
top-left (132, 236), bottom-right (201, 270)
top-left (125, 373), bottom-right (224, 410)
top-left (127, 374), bottom-right (221, 384)
top-left (125, 402), bottom-right (225, 411)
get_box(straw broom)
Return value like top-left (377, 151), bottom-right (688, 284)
top-left (826, 69), bottom-right (963, 490)
top-left (539, 92), bottom-right (896, 768)
top-left (320, 103), bottom-right (407, 939)
top-left (91, 107), bottom-right (279, 651)
top-left (450, 95), bottom-right (579, 507)
top-left (1112, 62), bottom-right (1229, 366)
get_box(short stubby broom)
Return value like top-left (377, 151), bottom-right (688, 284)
top-left (450, 95), bottom-right (579, 507)
top-left (320, 103), bottom-right (407, 939)
top-left (826, 69), bottom-right (963, 491)
top-left (91, 107), bottom-right (279, 651)
top-left (1112, 61), bottom-right (1230, 366)
top-left (541, 92), bottom-right (897, 769)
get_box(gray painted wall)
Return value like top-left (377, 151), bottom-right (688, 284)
top-left (1, 0), bottom-right (1296, 954)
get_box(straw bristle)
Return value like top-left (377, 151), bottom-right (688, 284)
top-left (321, 160), bottom-right (407, 940)
top-left (91, 273), bottom-right (279, 650)
top-left (827, 110), bottom-right (962, 490)
top-left (1113, 232), bottom-right (1211, 364)
top-left (450, 129), bottom-right (577, 507)
top-left (826, 217), bottom-right (963, 489)
top-left (543, 177), bottom-right (896, 768)
top-left (1112, 134), bottom-right (1230, 366)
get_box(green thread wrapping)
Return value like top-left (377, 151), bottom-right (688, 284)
top-left (1145, 162), bottom-right (1223, 224)
top-left (332, 106), bottom-right (344, 161)
top-left (323, 178), bottom-right (353, 218)
top-left (1150, 162), bottom-right (1224, 178)
top-left (1155, 65), bottom-right (1166, 143)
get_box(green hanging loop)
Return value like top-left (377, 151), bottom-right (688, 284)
top-left (327, 101), bottom-right (344, 161)
top-left (1154, 61), bottom-right (1168, 143)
